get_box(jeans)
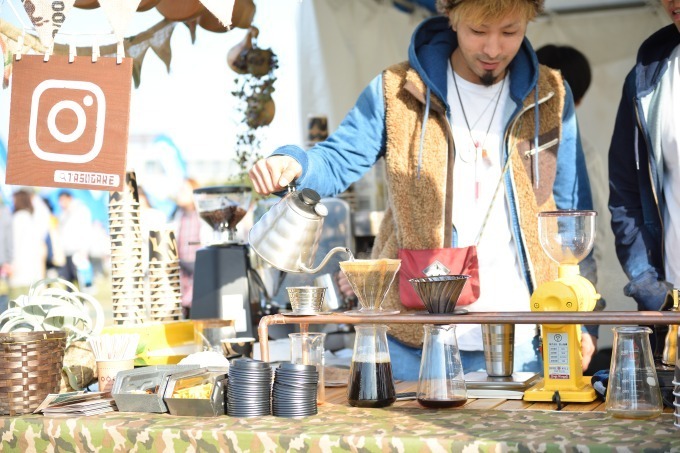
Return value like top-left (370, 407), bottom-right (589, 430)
top-left (387, 334), bottom-right (543, 381)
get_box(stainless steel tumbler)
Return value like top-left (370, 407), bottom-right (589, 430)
top-left (482, 323), bottom-right (515, 377)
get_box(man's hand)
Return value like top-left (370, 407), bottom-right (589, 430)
top-left (581, 332), bottom-right (597, 372)
top-left (336, 270), bottom-right (355, 300)
top-left (249, 156), bottom-right (302, 195)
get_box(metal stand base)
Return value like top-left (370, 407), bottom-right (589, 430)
top-left (191, 244), bottom-right (253, 337)
top-left (523, 376), bottom-right (597, 403)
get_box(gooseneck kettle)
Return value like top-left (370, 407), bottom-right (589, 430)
top-left (248, 187), bottom-right (351, 273)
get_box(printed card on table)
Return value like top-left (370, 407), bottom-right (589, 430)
top-left (6, 54), bottom-right (132, 191)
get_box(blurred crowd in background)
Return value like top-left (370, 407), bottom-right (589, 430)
top-left (0, 178), bottom-right (215, 314)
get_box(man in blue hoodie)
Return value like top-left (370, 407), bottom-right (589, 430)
top-left (250, 0), bottom-right (596, 379)
top-left (608, 1), bottom-right (680, 316)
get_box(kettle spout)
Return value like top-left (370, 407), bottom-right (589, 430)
top-left (299, 247), bottom-right (352, 274)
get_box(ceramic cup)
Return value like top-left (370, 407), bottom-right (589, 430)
top-left (221, 337), bottom-right (255, 359)
top-left (96, 358), bottom-right (135, 394)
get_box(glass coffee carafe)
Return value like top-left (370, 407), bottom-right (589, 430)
top-left (417, 324), bottom-right (467, 408)
top-left (347, 325), bottom-right (396, 408)
top-left (606, 326), bottom-right (662, 419)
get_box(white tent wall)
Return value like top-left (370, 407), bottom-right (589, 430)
top-left (297, 0), bottom-right (429, 212)
top-left (297, 0), bottom-right (670, 349)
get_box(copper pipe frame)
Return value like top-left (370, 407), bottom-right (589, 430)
top-left (258, 311), bottom-right (680, 362)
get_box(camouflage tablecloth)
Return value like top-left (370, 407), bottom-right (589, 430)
top-left (1, 405), bottom-right (679, 452)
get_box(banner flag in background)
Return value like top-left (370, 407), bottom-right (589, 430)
top-left (197, 0), bottom-right (236, 28)
top-left (21, 0), bottom-right (77, 48)
top-left (98, 0), bottom-right (143, 41)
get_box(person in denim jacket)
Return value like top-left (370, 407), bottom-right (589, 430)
top-left (608, 1), bottom-right (680, 314)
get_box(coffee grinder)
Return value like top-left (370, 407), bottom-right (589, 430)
top-left (524, 210), bottom-right (600, 403)
top-left (191, 186), bottom-right (255, 336)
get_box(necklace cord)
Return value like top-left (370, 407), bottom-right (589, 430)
top-left (452, 68), bottom-right (506, 158)
top-left (450, 64), bottom-right (510, 245)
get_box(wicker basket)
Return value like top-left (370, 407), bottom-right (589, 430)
top-left (0, 331), bottom-right (67, 416)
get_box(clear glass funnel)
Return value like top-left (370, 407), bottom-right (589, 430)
top-left (339, 259), bottom-right (401, 316)
top-left (538, 210), bottom-right (596, 265)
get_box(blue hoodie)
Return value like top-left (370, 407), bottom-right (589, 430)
top-left (608, 24), bottom-right (680, 311)
top-left (274, 16), bottom-right (590, 208)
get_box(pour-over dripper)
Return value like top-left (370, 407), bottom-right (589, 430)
top-left (193, 186), bottom-right (252, 244)
top-left (340, 259), bottom-right (401, 316)
top-left (409, 275), bottom-right (469, 314)
top-left (538, 210), bottom-right (596, 266)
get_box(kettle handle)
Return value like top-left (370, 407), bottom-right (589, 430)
top-left (299, 247), bottom-right (352, 274)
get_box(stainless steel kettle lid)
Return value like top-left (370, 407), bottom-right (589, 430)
top-left (290, 188), bottom-right (328, 217)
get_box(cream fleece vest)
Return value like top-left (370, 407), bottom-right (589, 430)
top-left (372, 61), bottom-right (563, 347)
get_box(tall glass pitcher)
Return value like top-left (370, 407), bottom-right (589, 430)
top-left (417, 324), bottom-right (467, 408)
top-left (289, 332), bottom-right (326, 404)
top-left (347, 325), bottom-right (396, 408)
top-left (606, 326), bottom-right (662, 419)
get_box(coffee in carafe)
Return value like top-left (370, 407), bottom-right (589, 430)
top-left (347, 325), bottom-right (396, 408)
top-left (347, 357), bottom-right (396, 408)
top-left (416, 324), bottom-right (467, 409)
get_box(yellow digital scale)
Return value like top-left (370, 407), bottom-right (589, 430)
top-left (524, 210), bottom-right (600, 404)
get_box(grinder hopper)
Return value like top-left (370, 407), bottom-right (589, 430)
top-left (193, 186), bottom-right (252, 244)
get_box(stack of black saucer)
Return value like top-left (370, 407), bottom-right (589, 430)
top-left (272, 362), bottom-right (318, 417)
top-left (227, 359), bottom-right (272, 417)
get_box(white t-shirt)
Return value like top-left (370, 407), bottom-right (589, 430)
top-left (447, 63), bottom-right (534, 351)
top-left (662, 44), bottom-right (680, 286)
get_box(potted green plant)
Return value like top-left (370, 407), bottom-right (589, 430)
top-left (0, 278), bottom-right (105, 391)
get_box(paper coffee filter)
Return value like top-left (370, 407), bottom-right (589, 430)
top-left (339, 259), bottom-right (400, 310)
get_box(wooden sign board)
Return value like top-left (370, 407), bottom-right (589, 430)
top-left (6, 55), bottom-right (132, 191)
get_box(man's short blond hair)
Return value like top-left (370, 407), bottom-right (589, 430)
top-left (436, 0), bottom-right (544, 26)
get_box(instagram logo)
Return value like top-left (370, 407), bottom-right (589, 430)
top-left (28, 79), bottom-right (106, 164)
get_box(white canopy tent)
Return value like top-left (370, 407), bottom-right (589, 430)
top-left (296, 0), bottom-right (671, 347)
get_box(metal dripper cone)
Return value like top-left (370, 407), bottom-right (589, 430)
top-left (409, 275), bottom-right (469, 313)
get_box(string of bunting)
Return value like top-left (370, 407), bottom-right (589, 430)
top-left (0, 0), bottom-right (237, 88)
top-left (19, 0), bottom-right (234, 48)
top-left (0, 17), bottom-right (176, 88)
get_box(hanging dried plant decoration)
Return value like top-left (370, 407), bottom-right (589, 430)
top-left (229, 26), bottom-right (279, 180)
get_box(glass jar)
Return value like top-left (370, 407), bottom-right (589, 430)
top-left (347, 324), bottom-right (396, 408)
top-left (417, 324), bottom-right (467, 408)
top-left (606, 326), bottom-right (662, 419)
